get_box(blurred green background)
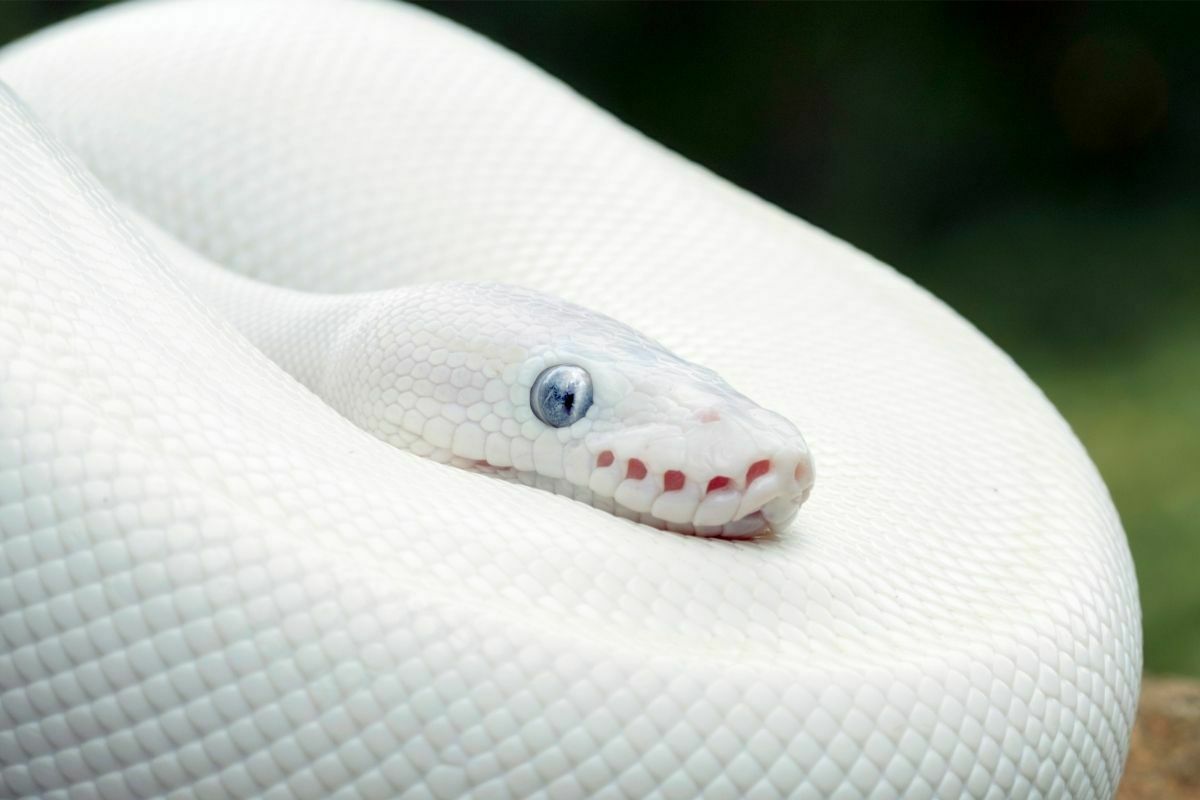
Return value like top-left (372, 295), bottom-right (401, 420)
top-left (3, 2), bottom-right (1197, 676)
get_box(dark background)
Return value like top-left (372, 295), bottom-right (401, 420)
top-left (3, 2), bottom-right (1197, 677)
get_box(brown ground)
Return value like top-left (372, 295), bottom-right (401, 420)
top-left (1117, 676), bottom-right (1200, 799)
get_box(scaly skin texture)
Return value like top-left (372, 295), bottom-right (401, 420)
top-left (136, 217), bottom-right (816, 537)
top-left (151, 239), bottom-right (817, 537)
top-left (318, 282), bottom-right (814, 538)
top-left (0, 0), bottom-right (1140, 797)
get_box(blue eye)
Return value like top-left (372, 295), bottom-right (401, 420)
top-left (531, 365), bottom-right (593, 428)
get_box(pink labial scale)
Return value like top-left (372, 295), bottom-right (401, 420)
top-left (663, 470), bottom-right (685, 492)
top-left (746, 459), bottom-right (771, 484)
top-left (625, 459), bottom-right (647, 481)
top-left (694, 485), bottom-right (741, 527)
top-left (596, 450), bottom-right (614, 468)
top-left (706, 476), bottom-right (731, 494)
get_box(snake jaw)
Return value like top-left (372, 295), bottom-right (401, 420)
top-left (566, 400), bottom-right (814, 538)
top-left (570, 382), bottom-right (816, 537)
top-left (498, 416), bottom-right (809, 537)
top-left (585, 442), bottom-right (814, 538)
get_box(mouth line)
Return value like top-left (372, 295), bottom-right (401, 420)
top-left (610, 500), bottom-right (775, 539)
top-left (470, 453), bottom-right (811, 539)
top-left (586, 450), bottom-right (811, 532)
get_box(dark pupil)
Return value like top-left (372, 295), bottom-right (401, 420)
top-left (562, 391), bottom-right (574, 413)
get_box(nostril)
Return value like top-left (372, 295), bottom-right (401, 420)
top-left (597, 451), bottom-right (614, 468)
top-left (706, 476), bottom-right (731, 493)
top-left (697, 409), bottom-right (721, 424)
top-left (794, 461), bottom-right (811, 483)
top-left (626, 459), bottom-right (648, 480)
top-left (746, 459), bottom-right (771, 485)
top-left (664, 470), bottom-right (685, 492)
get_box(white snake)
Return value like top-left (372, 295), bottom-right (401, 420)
top-left (0, 1), bottom-right (1141, 797)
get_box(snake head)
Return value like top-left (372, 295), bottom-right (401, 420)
top-left (333, 282), bottom-right (814, 538)
top-left (515, 329), bottom-right (815, 538)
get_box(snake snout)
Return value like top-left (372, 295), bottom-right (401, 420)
top-left (578, 372), bottom-right (814, 537)
top-left (759, 448), bottom-right (816, 528)
top-left (694, 445), bottom-right (814, 538)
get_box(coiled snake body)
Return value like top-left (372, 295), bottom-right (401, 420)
top-left (0, 1), bottom-right (1141, 797)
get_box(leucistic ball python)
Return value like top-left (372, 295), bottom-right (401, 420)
top-left (0, 1), bottom-right (1141, 799)
top-left (132, 222), bottom-right (815, 540)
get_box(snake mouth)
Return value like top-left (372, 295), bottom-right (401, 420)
top-left (473, 442), bottom-right (813, 538)
top-left (631, 506), bottom-right (772, 539)
top-left (584, 449), bottom-right (814, 539)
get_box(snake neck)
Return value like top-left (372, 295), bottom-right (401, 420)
top-left (129, 208), bottom-right (364, 391)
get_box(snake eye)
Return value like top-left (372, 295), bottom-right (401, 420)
top-left (531, 365), bottom-right (593, 428)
